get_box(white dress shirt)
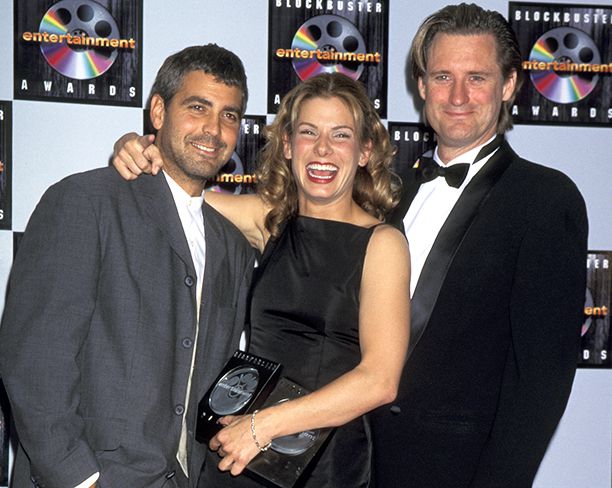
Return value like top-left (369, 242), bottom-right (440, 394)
top-left (165, 171), bottom-right (206, 295)
top-left (164, 172), bottom-right (206, 476)
top-left (404, 136), bottom-right (499, 296)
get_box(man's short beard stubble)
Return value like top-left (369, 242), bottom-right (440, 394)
top-left (163, 132), bottom-right (230, 183)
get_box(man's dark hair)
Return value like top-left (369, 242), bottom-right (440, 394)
top-left (150, 44), bottom-right (248, 115)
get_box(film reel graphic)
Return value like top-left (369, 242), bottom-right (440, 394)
top-left (269, 398), bottom-right (319, 456)
top-left (529, 27), bottom-right (601, 104)
top-left (271, 428), bottom-right (319, 456)
top-left (39, 0), bottom-right (120, 80)
top-left (208, 366), bottom-right (260, 416)
top-left (291, 14), bottom-right (366, 81)
top-left (207, 152), bottom-right (245, 195)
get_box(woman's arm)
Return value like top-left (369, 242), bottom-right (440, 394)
top-left (209, 224), bottom-right (410, 475)
top-left (111, 132), bottom-right (270, 250)
top-left (111, 133), bottom-right (162, 179)
top-left (205, 192), bottom-right (269, 251)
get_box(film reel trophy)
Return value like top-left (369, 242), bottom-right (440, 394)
top-left (39, 0), bottom-right (120, 80)
top-left (529, 26), bottom-right (601, 104)
top-left (247, 378), bottom-right (333, 488)
top-left (196, 351), bottom-right (332, 487)
top-left (208, 366), bottom-right (260, 415)
top-left (196, 351), bottom-right (281, 443)
top-left (291, 14), bottom-right (366, 81)
top-left (267, 385), bottom-right (319, 457)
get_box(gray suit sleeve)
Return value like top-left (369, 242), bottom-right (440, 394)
top-left (0, 179), bottom-right (100, 488)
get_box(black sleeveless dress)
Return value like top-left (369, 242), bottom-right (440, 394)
top-left (201, 215), bottom-right (377, 487)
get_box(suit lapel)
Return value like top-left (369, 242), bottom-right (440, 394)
top-left (389, 168), bottom-right (421, 231)
top-left (407, 141), bottom-right (516, 358)
top-left (133, 173), bottom-right (195, 272)
top-left (195, 202), bottom-right (229, 397)
top-left (200, 202), bottom-right (226, 316)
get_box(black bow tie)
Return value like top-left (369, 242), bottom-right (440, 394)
top-left (415, 158), bottom-right (470, 188)
top-left (414, 135), bottom-right (504, 188)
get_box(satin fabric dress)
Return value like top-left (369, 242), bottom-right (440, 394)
top-left (201, 215), bottom-right (377, 487)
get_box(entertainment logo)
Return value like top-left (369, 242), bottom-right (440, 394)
top-left (510, 2), bottom-right (612, 125)
top-left (276, 14), bottom-right (381, 87)
top-left (268, 0), bottom-right (388, 116)
top-left (15, 0), bottom-right (141, 105)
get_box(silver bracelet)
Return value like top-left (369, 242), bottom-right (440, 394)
top-left (250, 409), bottom-right (272, 452)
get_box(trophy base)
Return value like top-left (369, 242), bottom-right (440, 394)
top-left (246, 378), bottom-right (333, 488)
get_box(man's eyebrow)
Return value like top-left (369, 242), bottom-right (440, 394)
top-left (181, 95), bottom-right (241, 114)
top-left (426, 69), bottom-right (450, 75)
top-left (427, 69), bottom-right (493, 76)
top-left (224, 104), bottom-right (242, 115)
top-left (181, 95), bottom-right (212, 106)
top-left (467, 69), bottom-right (494, 75)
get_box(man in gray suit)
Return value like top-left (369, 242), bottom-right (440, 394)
top-left (0, 44), bottom-right (256, 488)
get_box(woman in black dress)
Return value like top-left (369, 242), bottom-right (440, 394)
top-left (114, 73), bottom-right (410, 487)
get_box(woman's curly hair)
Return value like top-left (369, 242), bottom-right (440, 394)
top-left (256, 73), bottom-right (401, 237)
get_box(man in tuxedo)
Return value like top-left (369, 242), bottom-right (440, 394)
top-left (0, 44), bottom-right (256, 488)
top-left (371, 4), bottom-right (588, 487)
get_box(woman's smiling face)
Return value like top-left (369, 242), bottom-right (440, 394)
top-left (284, 96), bottom-right (370, 215)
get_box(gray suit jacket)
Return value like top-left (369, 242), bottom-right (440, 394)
top-left (0, 167), bottom-right (256, 488)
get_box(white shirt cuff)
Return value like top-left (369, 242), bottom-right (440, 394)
top-left (74, 472), bottom-right (99, 488)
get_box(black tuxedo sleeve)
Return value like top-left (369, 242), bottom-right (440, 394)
top-left (0, 178), bottom-right (100, 488)
top-left (470, 178), bottom-right (588, 487)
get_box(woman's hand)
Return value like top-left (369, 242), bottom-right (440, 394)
top-left (209, 414), bottom-right (269, 476)
top-left (111, 132), bottom-right (164, 179)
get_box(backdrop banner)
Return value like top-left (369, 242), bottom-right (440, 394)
top-left (579, 251), bottom-right (611, 368)
top-left (268, 0), bottom-right (389, 117)
top-left (509, 2), bottom-right (612, 126)
top-left (14, 0), bottom-right (143, 107)
top-left (387, 122), bottom-right (436, 182)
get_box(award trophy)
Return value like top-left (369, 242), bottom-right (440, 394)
top-left (196, 350), bottom-right (282, 443)
top-left (246, 377), bottom-right (333, 488)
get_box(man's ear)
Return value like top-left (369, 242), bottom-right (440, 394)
top-left (502, 70), bottom-right (518, 102)
top-left (150, 94), bottom-right (166, 131)
top-left (417, 76), bottom-right (427, 101)
top-left (282, 133), bottom-right (292, 160)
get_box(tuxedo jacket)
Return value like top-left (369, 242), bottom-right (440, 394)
top-left (0, 168), bottom-right (256, 488)
top-left (371, 141), bottom-right (588, 488)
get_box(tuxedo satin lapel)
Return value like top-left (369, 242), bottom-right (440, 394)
top-left (407, 141), bottom-right (515, 358)
top-left (389, 171), bottom-right (421, 230)
top-left (133, 173), bottom-right (195, 271)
